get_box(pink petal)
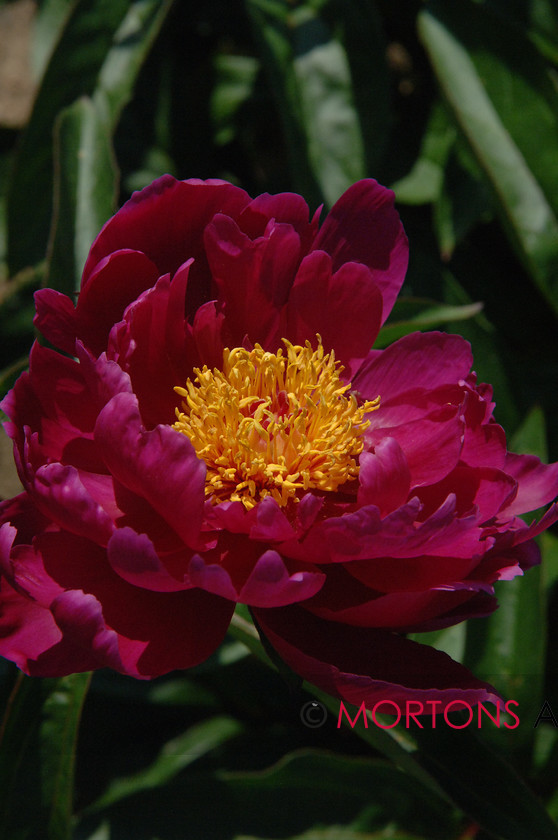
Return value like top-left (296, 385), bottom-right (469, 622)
top-left (188, 549), bottom-right (324, 607)
top-left (32, 462), bottom-right (115, 545)
top-left (460, 421), bottom-right (507, 469)
top-left (311, 180), bottom-right (408, 325)
top-left (95, 392), bottom-right (205, 549)
top-left (82, 176), bottom-right (251, 305)
top-left (249, 497), bottom-right (296, 542)
top-left (238, 190), bottom-right (318, 254)
top-left (502, 452), bottom-right (558, 516)
top-left (347, 551), bottom-right (480, 594)
top-left (290, 496), bottom-right (487, 564)
top-left (107, 272), bottom-right (194, 428)
top-left (0, 579), bottom-right (103, 676)
top-left (253, 606), bottom-right (500, 711)
top-left (367, 407), bottom-right (464, 489)
top-left (34, 289), bottom-right (77, 355)
top-left (34, 528), bottom-right (235, 677)
top-left (307, 587), bottom-right (483, 630)
top-left (417, 465), bottom-right (517, 522)
top-left (357, 438), bottom-right (411, 514)
top-left (192, 300), bottom-right (226, 371)
top-left (204, 213), bottom-right (299, 348)
top-left (354, 332), bottom-right (473, 402)
top-left (286, 252), bottom-right (383, 377)
top-left (107, 527), bottom-right (192, 592)
top-left (76, 250), bottom-right (161, 355)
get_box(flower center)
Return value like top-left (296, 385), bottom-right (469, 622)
top-left (173, 338), bottom-right (379, 510)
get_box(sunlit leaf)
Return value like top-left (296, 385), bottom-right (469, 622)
top-left (375, 297), bottom-right (483, 349)
top-left (419, 2), bottom-right (558, 315)
top-left (392, 101), bottom-right (456, 205)
top-left (6, 0), bottom-right (129, 275)
top-left (247, 0), bottom-right (384, 206)
top-left (48, 97), bottom-right (118, 296)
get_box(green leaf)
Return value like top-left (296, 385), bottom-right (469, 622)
top-left (510, 405), bottom-right (548, 461)
top-left (419, 2), bottom-right (558, 315)
top-left (541, 531), bottom-right (558, 594)
top-left (392, 101), bottom-right (456, 205)
top-left (328, 0), bottom-right (391, 178)
top-left (375, 297), bottom-right (483, 349)
top-left (92, 0), bottom-right (176, 131)
top-left (32, 0), bottom-right (75, 81)
top-left (220, 750), bottom-right (455, 838)
top-left (40, 673), bottom-right (92, 840)
top-left (211, 54), bottom-right (260, 146)
top-left (0, 672), bottom-right (91, 840)
top-left (48, 97), bottom-right (118, 296)
top-left (412, 723), bottom-right (558, 840)
top-left (236, 831), bottom-right (428, 840)
top-left (43, 5), bottom-right (173, 294)
top-left (434, 145), bottom-right (492, 259)
top-left (85, 715), bottom-right (244, 813)
top-left (441, 270), bottom-right (519, 433)
top-left (6, 0), bottom-right (130, 275)
top-left (246, 0), bottom-right (375, 206)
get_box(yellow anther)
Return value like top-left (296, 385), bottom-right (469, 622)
top-left (172, 337), bottom-right (379, 509)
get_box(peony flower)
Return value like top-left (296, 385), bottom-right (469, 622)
top-left (1, 175), bottom-right (557, 712)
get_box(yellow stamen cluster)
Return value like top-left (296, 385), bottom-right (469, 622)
top-left (173, 338), bottom-right (379, 510)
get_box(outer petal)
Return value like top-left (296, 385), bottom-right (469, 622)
top-left (354, 331), bottom-right (473, 402)
top-left (253, 606), bottom-right (500, 712)
top-left (95, 392), bottom-right (205, 549)
top-left (82, 176), bottom-right (252, 311)
top-left (107, 527), bottom-right (193, 592)
top-left (31, 462), bottom-right (115, 545)
top-left (237, 190), bottom-right (318, 254)
top-left (34, 289), bottom-right (77, 355)
top-left (0, 579), bottom-right (106, 676)
top-left (311, 180), bottom-right (408, 325)
top-left (76, 250), bottom-right (160, 356)
top-left (107, 269), bottom-right (197, 428)
top-left (188, 548), bottom-right (324, 607)
top-left (366, 407), bottom-right (464, 489)
top-left (285, 496), bottom-right (487, 565)
top-left (502, 453), bottom-right (558, 516)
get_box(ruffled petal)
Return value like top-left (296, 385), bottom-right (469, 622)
top-left (82, 176), bottom-right (251, 311)
top-left (34, 289), bottom-right (77, 355)
top-left (357, 438), bottom-right (411, 514)
top-left (502, 453), bottom-right (558, 516)
top-left (95, 392), bottom-right (205, 549)
top-left (204, 213), bottom-right (300, 348)
top-left (286, 252), bottom-right (383, 377)
top-left (354, 331), bottom-right (473, 402)
top-left (312, 180), bottom-right (408, 325)
top-left (253, 606), bottom-right (500, 712)
top-left (107, 527), bottom-right (192, 592)
top-left (188, 548), bottom-right (324, 607)
top-left (76, 250), bottom-right (160, 356)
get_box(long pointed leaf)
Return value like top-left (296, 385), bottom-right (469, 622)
top-left (419, 3), bottom-right (558, 315)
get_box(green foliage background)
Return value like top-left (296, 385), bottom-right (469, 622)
top-left (1, 1), bottom-right (558, 838)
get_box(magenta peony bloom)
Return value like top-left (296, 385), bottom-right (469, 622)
top-left (1, 176), bottom-right (557, 712)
